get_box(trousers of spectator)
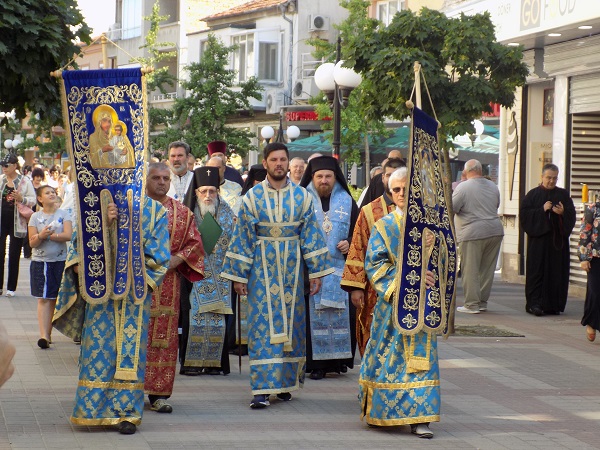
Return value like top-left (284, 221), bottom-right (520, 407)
top-left (23, 228), bottom-right (32, 258)
top-left (459, 235), bottom-right (503, 311)
top-left (0, 215), bottom-right (25, 292)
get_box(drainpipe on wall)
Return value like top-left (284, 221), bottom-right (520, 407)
top-left (280, 1), bottom-right (295, 106)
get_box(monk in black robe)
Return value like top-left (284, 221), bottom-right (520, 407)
top-left (520, 163), bottom-right (576, 316)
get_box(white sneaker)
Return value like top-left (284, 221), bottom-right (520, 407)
top-left (457, 306), bottom-right (479, 314)
top-left (5, 291), bottom-right (15, 298)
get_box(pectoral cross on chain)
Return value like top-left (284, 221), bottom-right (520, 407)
top-left (335, 205), bottom-right (349, 220)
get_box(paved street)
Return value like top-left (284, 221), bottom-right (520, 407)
top-left (1, 257), bottom-right (599, 449)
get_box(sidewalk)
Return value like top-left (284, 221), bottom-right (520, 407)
top-left (1, 258), bottom-right (599, 449)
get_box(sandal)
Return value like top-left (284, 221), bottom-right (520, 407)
top-left (586, 326), bottom-right (596, 342)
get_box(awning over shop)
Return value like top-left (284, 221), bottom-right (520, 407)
top-left (286, 124), bottom-right (500, 165)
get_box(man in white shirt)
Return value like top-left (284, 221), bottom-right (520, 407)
top-left (167, 141), bottom-right (194, 202)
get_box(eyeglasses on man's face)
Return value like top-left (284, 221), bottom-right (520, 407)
top-left (391, 186), bottom-right (406, 194)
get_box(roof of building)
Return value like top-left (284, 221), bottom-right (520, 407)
top-left (202, 0), bottom-right (286, 22)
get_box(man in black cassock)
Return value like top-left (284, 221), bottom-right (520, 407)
top-left (300, 156), bottom-right (358, 379)
top-left (520, 163), bottom-right (576, 316)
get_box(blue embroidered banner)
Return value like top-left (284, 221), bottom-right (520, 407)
top-left (393, 107), bottom-right (456, 336)
top-left (59, 68), bottom-right (147, 304)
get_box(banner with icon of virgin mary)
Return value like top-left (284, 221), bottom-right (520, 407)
top-left (393, 106), bottom-right (457, 336)
top-left (58, 68), bottom-right (148, 304)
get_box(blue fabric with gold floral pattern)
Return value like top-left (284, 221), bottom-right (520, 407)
top-left (53, 199), bottom-right (170, 426)
top-left (60, 69), bottom-right (147, 304)
top-left (221, 180), bottom-right (334, 395)
top-left (360, 210), bottom-right (440, 426)
top-left (393, 107), bottom-right (456, 336)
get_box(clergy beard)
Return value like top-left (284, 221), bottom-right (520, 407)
top-left (316, 183), bottom-right (334, 198)
top-left (199, 201), bottom-right (217, 218)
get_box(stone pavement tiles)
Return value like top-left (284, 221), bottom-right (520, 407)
top-left (1, 259), bottom-right (600, 449)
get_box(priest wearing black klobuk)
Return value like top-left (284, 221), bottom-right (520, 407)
top-left (300, 156), bottom-right (358, 379)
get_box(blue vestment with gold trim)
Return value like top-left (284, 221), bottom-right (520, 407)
top-left (222, 180), bottom-right (333, 395)
top-left (306, 182), bottom-right (352, 361)
top-left (183, 198), bottom-right (236, 370)
top-left (359, 210), bottom-right (440, 426)
top-left (53, 199), bottom-right (170, 426)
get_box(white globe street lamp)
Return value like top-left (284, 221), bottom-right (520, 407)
top-left (286, 125), bottom-right (300, 142)
top-left (333, 60), bottom-right (363, 90)
top-left (313, 39), bottom-right (362, 160)
top-left (260, 126), bottom-right (275, 143)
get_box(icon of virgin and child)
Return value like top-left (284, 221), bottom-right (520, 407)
top-left (88, 104), bottom-right (135, 169)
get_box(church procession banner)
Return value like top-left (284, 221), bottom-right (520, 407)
top-left (58, 68), bottom-right (148, 304)
top-left (393, 106), bottom-right (456, 336)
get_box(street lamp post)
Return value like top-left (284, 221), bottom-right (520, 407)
top-left (313, 37), bottom-right (362, 161)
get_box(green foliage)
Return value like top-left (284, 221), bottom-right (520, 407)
top-left (16, 114), bottom-right (66, 157)
top-left (0, 0), bottom-right (91, 124)
top-left (341, 2), bottom-right (528, 140)
top-left (349, 184), bottom-right (363, 202)
top-left (133, 1), bottom-right (177, 94)
top-left (307, 0), bottom-right (388, 164)
top-left (152, 34), bottom-right (263, 158)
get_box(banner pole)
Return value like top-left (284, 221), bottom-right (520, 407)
top-left (413, 62), bottom-right (422, 109)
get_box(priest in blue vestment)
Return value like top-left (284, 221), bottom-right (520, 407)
top-left (300, 156), bottom-right (358, 380)
top-left (222, 142), bottom-right (333, 409)
top-left (361, 167), bottom-right (439, 439)
top-left (180, 166), bottom-right (236, 375)
top-left (53, 199), bottom-right (170, 435)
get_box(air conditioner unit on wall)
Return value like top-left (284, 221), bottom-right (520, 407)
top-left (293, 79), bottom-right (319, 101)
top-left (265, 89), bottom-right (284, 114)
top-left (308, 15), bottom-right (330, 32)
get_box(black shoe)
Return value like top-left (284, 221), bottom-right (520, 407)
top-left (204, 368), bottom-right (221, 375)
top-left (117, 421), bottom-right (136, 435)
top-left (310, 370), bottom-right (326, 380)
top-left (276, 392), bottom-right (292, 401)
top-left (250, 394), bottom-right (270, 409)
top-left (151, 399), bottom-right (173, 413)
top-left (526, 305), bottom-right (543, 316)
top-left (340, 364), bottom-right (348, 373)
top-left (180, 367), bottom-right (202, 376)
top-left (37, 338), bottom-right (50, 349)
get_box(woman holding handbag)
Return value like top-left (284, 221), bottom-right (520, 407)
top-left (0, 153), bottom-right (36, 297)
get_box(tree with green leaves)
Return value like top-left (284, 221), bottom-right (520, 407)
top-left (132, 1), bottom-right (177, 94)
top-left (0, 0), bottom-right (91, 124)
top-left (152, 34), bottom-right (262, 158)
top-left (339, 1), bottom-right (528, 141)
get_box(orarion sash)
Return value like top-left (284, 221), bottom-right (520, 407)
top-left (393, 107), bottom-right (456, 336)
top-left (59, 68), bottom-right (148, 304)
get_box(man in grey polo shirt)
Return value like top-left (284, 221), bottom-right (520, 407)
top-left (453, 159), bottom-right (504, 314)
